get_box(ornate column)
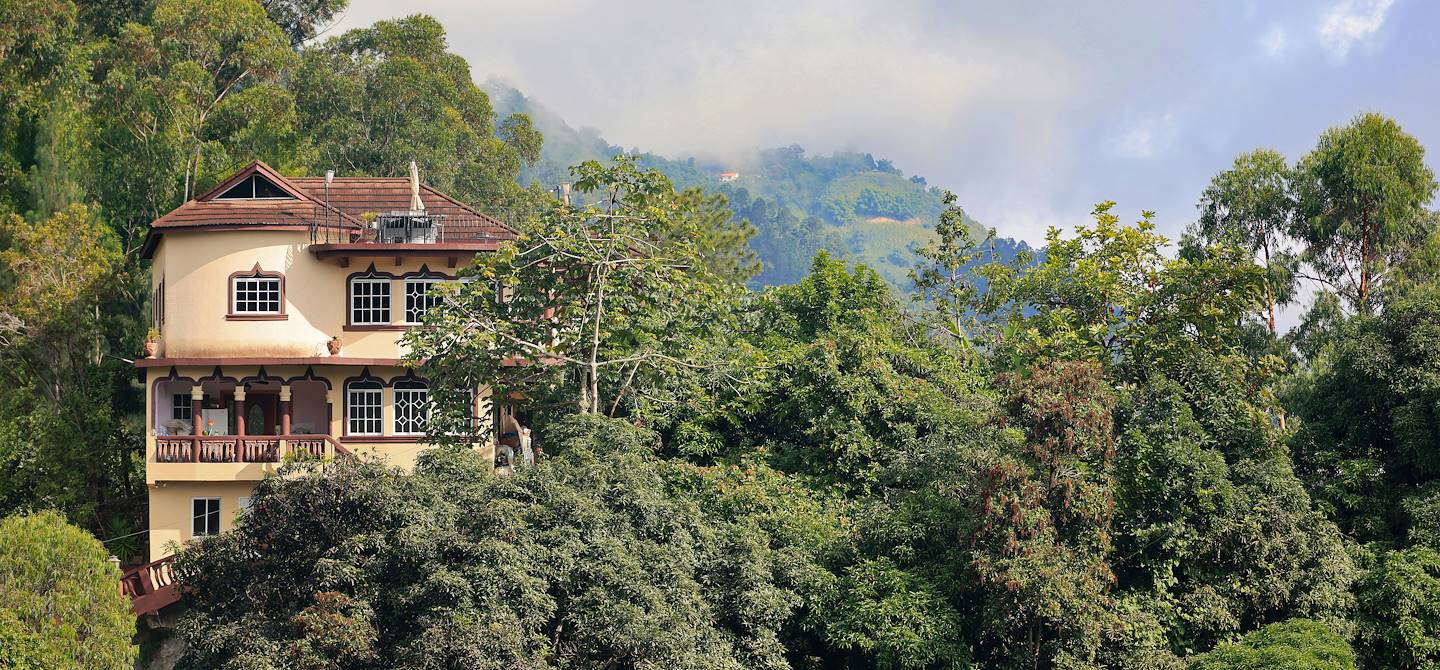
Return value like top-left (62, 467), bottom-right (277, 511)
top-left (234, 386), bottom-right (247, 437)
top-left (233, 386), bottom-right (246, 463)
top-left (279, 384), bottom-right (292, 435)
top-left (190, 386), bottom-right (203, 462)
top-left (326, 382), bottom-right (343, 438)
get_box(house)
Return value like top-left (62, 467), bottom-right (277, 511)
top-left (718, 171), bottom-right (740, 182)
top-left (124, 161), bottom-right (522, 609)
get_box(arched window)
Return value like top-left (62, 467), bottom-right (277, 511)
top-left (392, 377), bottom-right (429, 435)
top-left (228, 265), bottom-right (284, 319)
top-left (345, 377), bottom-right (384, 436)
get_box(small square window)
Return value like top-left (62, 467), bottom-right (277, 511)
top-left (232, 276), bottom-right (281, 314)
top-left (172, 393), bottom-right (192, 421)
top-left (192, 498), bottom-right (221, 537)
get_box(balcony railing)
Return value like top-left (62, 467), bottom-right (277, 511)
top-left (121, 554), bottom-right (179, 615)
top-left (311, 211), bottom-right (512, 244)
top-left (155, 435), bottom-right (350, 464)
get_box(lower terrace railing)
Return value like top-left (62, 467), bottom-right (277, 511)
top-left (121, 554), bottom-right (179, 615)
top-left (155, 435), bottom-right (350, 463)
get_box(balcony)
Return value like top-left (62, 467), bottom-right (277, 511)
top-left (150, 434), bottom-right (351, 482)
top-left (309, 212), bottom-right (510, 267)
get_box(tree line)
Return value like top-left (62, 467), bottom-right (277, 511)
top-left (177, 113), bottom-right (1440, 669)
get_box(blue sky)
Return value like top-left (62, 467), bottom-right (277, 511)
top-left (332, 0), bottom-right (1436, 247)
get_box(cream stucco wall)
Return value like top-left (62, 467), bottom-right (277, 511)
top-left (143, 224), bottom-right (499, 563)
top-left (151, 228), bottom-right (470, 359)
top-left (148, 481), bottom-right (257, 561)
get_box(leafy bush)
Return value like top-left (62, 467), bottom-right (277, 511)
top-left (0, 510), bottom-right (136, 670)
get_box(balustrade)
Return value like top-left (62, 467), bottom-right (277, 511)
top-left (154, 435), bottom-right (347, 463)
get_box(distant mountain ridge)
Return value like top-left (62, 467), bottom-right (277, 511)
top-left (485, 80), bottom-right (1031, 289)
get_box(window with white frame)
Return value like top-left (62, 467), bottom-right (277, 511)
top-left (237, 496), bottom-right (252, 515)
top-left (346, 378), bottom-right (384, 435)
top-left (350, 276), bottom-right (392, 324)
top-left (393, 379), bottom-right (430, 435)
top-left (172, 392), bottom-right (192, 421)
top-left (403, 279), bottom-right (442, 324)
top-left (192, 497), bottom-right (221, 537)
top-left (232, 274), bottom-right (281, 314)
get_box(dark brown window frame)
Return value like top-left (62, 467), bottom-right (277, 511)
top-left (398, 265), bottom-right (457, 325)
top-left (226, 263), bottom-right (288, 321)
top-left (343, 263), bottom-right (402, 331)
top-left (341, 368), bottom-right (386, 438)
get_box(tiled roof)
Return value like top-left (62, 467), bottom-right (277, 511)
top-left (150, 198), bottom-right (359, 230)
top-left (148, 161), bottom-right (516, 242)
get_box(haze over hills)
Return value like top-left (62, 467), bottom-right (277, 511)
top-left (486, 80), bottom-right (1030, 288)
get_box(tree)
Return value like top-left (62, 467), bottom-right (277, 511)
top-left (910, 190), bottom-right (995, 345)
top-left (1115, 366), bottom-right (1355, 655)
top-left (0, 205), bottom-right (141, 529)
top-left (91, 0), bottom-right (300, 249)
top-left (1191, 149), bottom-right (1299, 335)
top-left (1292, 113), bottom-right (1438, 314)
top-left (173, 415), bottom-right (834, 669)
top-left (0, 0), bottom-right (87, 215)
top-left (408, 157), bottom-right (739, 425)
top-left (292, 14), bottom-right (541, 214)
top-left (667, 187), bottom-right (761, 284)
top-left (1187, 619), bottom-right (1355, 670)
top-left (1354, 547), bottom-right (1440, 670)
top-left (0, 510), bottom-right (136, 670)
top-left (260, 0), bottom-right (349, 45)
top-left (964, 361), bottom-right (1119, 670)
top-left (1288, 279), bottom-right (1440, 543)
top-left (973, 202), bottom-right (1263, 377)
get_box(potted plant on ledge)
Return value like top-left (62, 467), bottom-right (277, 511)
top-left (144, 328), bottom-right (159, 358)
top-left (327, 335), bottom-right (342, 356)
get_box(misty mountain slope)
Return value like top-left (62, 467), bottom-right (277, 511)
top-left (486, 80), bottom-right (1030, 289)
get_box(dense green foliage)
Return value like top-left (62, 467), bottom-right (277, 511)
top-left (0, 510), bottom-right (136, 670)
top-left (173, 418), bottom-right (842, 669)
top-left (1187, 619), bottom-right (1355, 670)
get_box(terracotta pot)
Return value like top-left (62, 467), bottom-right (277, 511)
top-left (327, 338), bottom-right (342, 355)
top-left (143, 340), bottom-right (158, 358)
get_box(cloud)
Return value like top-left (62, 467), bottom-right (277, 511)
top-left (1318, 0), bottom-right (1395, 59)
top-left (327, 1), bottom-right (1436, 248)
top-left (1107, 112), bottom-right (1180, 160)
top-left (1259, 25), bottom-right (1290, 59)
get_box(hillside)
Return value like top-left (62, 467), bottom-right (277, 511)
top-left (486, 81), bottom-right (1029, 288)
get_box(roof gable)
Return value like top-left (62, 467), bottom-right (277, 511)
top-left (197, 161), bottom-right (311, 202)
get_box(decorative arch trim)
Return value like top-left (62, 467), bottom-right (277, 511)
top-left (286, 365), bottom-right (333, 389)
top-left (227, 263), bottom-right (288, 321)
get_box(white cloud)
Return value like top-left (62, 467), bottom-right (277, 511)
top-left (1259, 25), bottom-right (1289, 59)
top-left (1318, 0), bottom-right (1395, 59)
top-left (1107, 112), bottom-right (1179, 160)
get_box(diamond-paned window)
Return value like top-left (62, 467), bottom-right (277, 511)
top-left (403, 279), bottom-right (442, 324)
top-left (393, 379), bottom-right (429, 435)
